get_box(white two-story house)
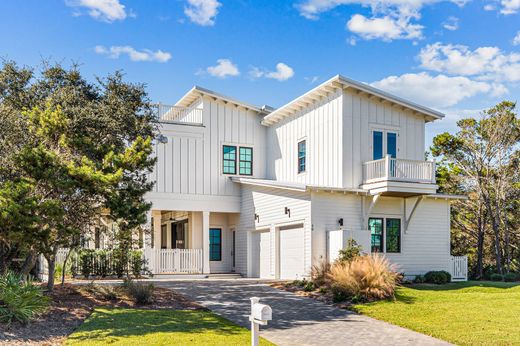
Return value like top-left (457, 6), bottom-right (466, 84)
top-left (144, 75), bottom-right (467, 281)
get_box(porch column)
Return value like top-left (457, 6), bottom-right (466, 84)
top-left (152, 210), bottom-right (162, 249)
top-left (202, 211), bottom-right (210, 274)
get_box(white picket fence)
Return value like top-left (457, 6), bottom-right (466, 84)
top-left (450, 256), bottom-right (468, 281)
top-left (145, 248), bottom-right (203, 274)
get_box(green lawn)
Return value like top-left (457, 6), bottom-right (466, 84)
top-left (66, 308), bottom-right (273, 346)
top-left (353, 281), bottom-right (520, 346)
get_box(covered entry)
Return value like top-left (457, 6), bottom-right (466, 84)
top-left (279, 224), bottom-right (305, 280)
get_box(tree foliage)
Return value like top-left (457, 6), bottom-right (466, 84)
top-left (432, 101), bottom-right (520, 277)
top-left (0, 61), bottom-right (157, 288)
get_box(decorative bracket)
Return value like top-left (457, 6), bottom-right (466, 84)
top-left (404, 196), bottom-right (423, 233)
top-left (363, 194), bottom-right (381, 228)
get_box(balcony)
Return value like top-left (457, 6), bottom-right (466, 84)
top-left (153, 103), bottom-right (203, 125)
top-left (361, 155), bottom-right (437, 196)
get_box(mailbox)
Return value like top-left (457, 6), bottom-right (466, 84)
top-left (251, 303), bottom-right (272, 322)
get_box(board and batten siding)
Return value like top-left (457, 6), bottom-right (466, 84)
top-left (151, 97), bottom-right (266, 203)
top-left (342, 89), bottom-right (426, 189)
top-left (236, 185), bottom-right (312, 278)
top-left (266, 90), bottom-right (343, 188)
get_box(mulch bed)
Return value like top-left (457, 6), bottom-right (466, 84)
top-left (0, 283), bottom-right (204, 346)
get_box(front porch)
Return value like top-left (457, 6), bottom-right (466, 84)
top-left (145, 210), bottom-right (239, 276)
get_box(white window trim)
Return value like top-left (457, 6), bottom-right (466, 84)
top-left (369, 128), bottom-right (399, 160)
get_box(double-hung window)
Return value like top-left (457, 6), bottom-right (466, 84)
top-left (369, 217), bottom-right (401, 253)
top-left (223, 145), bottom-right (253, 176)
top-left (239, 147), bottom-right (253, 175)
top-left (372, 130), bottom-right (398, 160)
top-left (298, 140), bottom-right (306, 173)
top-left (209, 228), bottom-right (222, 261)
top-left (223, 145), bottom-right (237, 174)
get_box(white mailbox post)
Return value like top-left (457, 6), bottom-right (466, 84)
top-left (249, 297), bottom-right (272, 346)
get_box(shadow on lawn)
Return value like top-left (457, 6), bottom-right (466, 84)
top-left (66, 308), bottom-right (246, 342)
top-left (405, 280), bottom-right (520, 292)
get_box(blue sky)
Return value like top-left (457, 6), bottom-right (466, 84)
top-left (1, 0), bottom-right (519, 145)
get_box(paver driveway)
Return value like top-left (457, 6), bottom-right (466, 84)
top-left (154, 279), bottom-right (451, 346)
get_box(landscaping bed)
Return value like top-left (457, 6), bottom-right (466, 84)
top-left (0, 283), bottom-right (203, 345)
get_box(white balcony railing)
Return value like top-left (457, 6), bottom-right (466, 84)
top-left (153, 104), bottom-right (203, 125)
top-left (362, 155), bottom-right (436, 184)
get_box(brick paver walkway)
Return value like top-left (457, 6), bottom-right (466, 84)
top-left (154, 280), bottom-right (451, 346)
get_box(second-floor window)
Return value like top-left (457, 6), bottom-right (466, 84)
top-left (223, 145), bottom-right (253, 176)
top-left (239, 147), bottom-right (253, 175)
top-left (223, 145), bottom-right (237, 174)
top-left (298, 140), bottom-right (306, 173)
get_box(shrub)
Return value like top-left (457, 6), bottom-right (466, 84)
top-left (79, 249), bottom-right (95, 279)
top-left (490, 273), bottom-right (504, 281)
top-left (424, 271), bottom-right (452, 284)
top-left (96, 250), bottom-right (110, 278)
top-left (503, 273), bottom-right (517, 282)
top-left (82, 282), bottom-right (119, 301)
top-left (303, 281), bottom-right (315, 292)
top-left (0, 272), bottom-right (50, 324)
top-left (414, 275), bottom-right (426, 283)
top-left (327, 254), bottom-right (399, 301)
top-left (310, 261), bottom-right (331, 287)
top-left (126, 281), bottom-right (154, 304)
top-left (130, 250), bottom-right (145, 278)
top-left (337, 239), bottom-right (362, 263)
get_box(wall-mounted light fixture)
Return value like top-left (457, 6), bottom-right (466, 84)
top-left (284, 207), bottom-right (291, 218)
top-left (338, 218), bottom-right (343, 227)
top-left (158, 134), bottom-right (168, 144)
top-left (255, 213), bottom-right (260, 223)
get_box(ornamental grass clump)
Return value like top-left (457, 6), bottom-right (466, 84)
top-left (328, 253), bottom-right (399, 302)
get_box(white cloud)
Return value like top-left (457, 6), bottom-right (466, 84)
top-left (249, 63), bottom-right (295, 81)
top-left (296, 0), bottom-right (466, 41)
top-left (184, 0), bottom-right (221, 26)
top-left (418, 42), bottom-right (520, 82)
top-left (94, 45), bottom-right (171, 62)
top-left (483, 3), bottom-right (496, 10)
top-left (500, 0), bottom-right (520, 14)
top-left (514, 32), bottom-right (520, 46)
top-left (305, 76), bottom-right (320, 84)
top-left (371, 72), bottom-right (502, 108)
top-left (205, 59), bottom-right (240, 78)
top-left (66, 0), bottom-right (126, 22)
top-left (346, 14), bottom-right (423, 41)
top-left (442, 16), bottom-right (459, 31)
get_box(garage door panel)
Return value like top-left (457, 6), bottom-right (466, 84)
top-left (279, 227), bottom-right (305, 280)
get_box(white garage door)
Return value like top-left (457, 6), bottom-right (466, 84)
top-left (251, 230), bottom-right (271, 278)
top-left (279, 225), bottom-right (305, 280)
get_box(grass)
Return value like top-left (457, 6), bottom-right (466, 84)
top-left (353, 281), bottom-right (520, 346)
top-left (66, 308), bottom-right (273, 346)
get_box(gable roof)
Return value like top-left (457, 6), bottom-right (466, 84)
top-left (175, 85), bottom-right (272, 114)
top-left (261, 75), bottom-right (445, 126)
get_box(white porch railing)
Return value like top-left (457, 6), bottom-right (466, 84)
top-left (144, 248), bottom-right (203, 274)
top-left (362, 155), bottom-right (436, 184)
top-left (153, 104), bottom-right (203, 125)
top-left (450, 256), bottom-right (468, 281)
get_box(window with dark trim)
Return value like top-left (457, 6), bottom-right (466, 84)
top-left (223, 145), bottom-right (237, 174)
top-left (209, 228), bottom-right (222, 261)
top-left (385, 218), bottom-right (401, 253)
top-left (298, 140), bottom-right (306, 173)
top-left (94, 228), bottom-right (101, 249)
top-left (239, 147), bottom-right (253, 175)
top-left (369, 218), bottom-right (384, 253)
